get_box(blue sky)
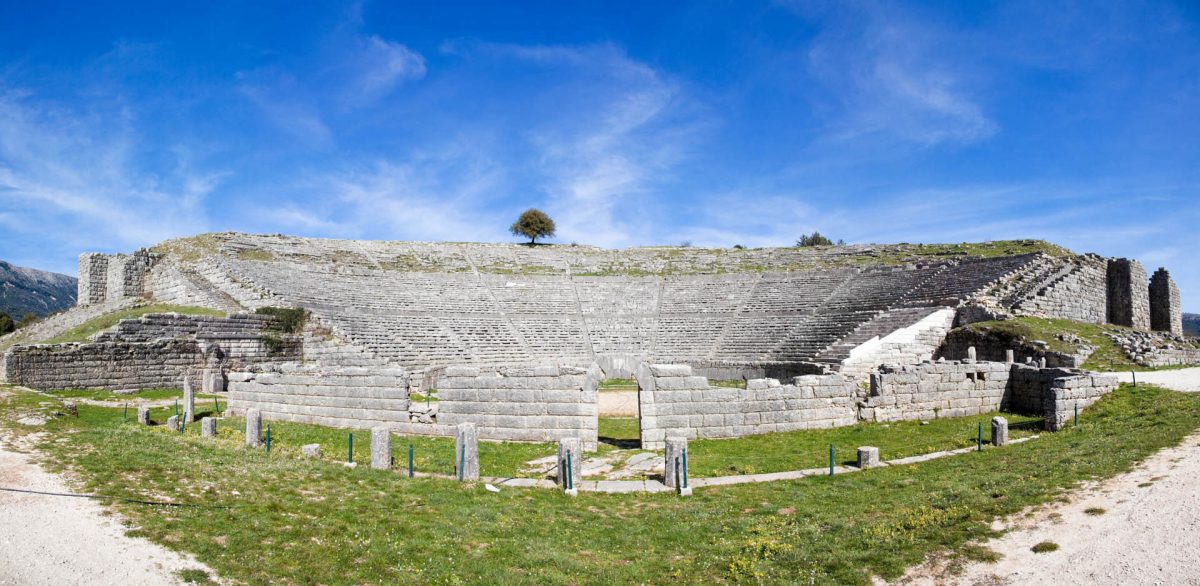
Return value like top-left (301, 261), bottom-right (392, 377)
top-left (1, 1), bottom-right (1198, 309)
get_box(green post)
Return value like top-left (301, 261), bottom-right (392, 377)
top-left (213, 396), bottom-right (219, 417)
top-left (1075, 402), bottom-right (1079, 426)
top-left (459, 444), bottom-right (465, 481)
top-left (181, 418), bottom-right (186, 433)
top-left (408, 444), bottom-right (414, 478)
top-left (977, 422), bottom-right (983, 451)
top-left (829, 444), bottom-right (835, 476)
top-left (266, 425), bottom-right (272, 453)
top-left (566, 451), bottom-right (574, 491)
top-left (123, 403), bottom-right (128, 421)
top-left (174, 398), bottom-right (179, 418)
top-left (682, 448), bottom-right (688, 489)
top-left (347, 433), bottom-right (354, 463)
top-left (1132, 371), bottom-right (1137, 388)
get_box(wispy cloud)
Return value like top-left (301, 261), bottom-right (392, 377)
top-left (799, 3), bottom-right (997, 145)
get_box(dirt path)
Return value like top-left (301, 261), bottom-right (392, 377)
top-left (1116, 367), bottom-right (1200, 392)
top-left (899, 369), bottom-right (1200, 585)
top-left (0, 433), bottom-right (215, 585)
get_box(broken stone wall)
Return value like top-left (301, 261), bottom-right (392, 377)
top-left (1149, 268), bottom-right (1183, 335)
top-left (226, 364), bottom-right (411, 429)
top-left (1107, 258), bottom-right (1151, 330)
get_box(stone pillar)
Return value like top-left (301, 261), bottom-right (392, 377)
top-left (1149, 268), bottom-right (1183, 335)
top-left (302, 444), bottom-right (321, 458)
top-left (557, 437), bottom-right (583, 495)
top-left (137, 406), bottom-right (151, 425)
top-left (245, 408), bottom-right (262, 448)
top-left (857, 446), bottom-right (880, 468)
top-left (664, 437), bottom-right (691, 495)
top-left (201, 417), bottom-right (217, 438)
top-left (166, 415), bottom-right (180, 432)
top-left (991, 416), bottom-right (1009, 447)
top-left (1107, 258), bottom-right (1151, 330)
top-left (966, 346), bottom-right (976, 363)
top-left (182, 373), bottom-right (196, 422)
top-left (371, 427), bottom-right (392, 470)
top-left (1038, 357), bottom-right (1047, 369)
top-left (454, 423), bottom-right (479, 481)
top-left (202, 367), bottom-right (225, 394)
top-left (1005, 349), bottom-right (1015, 364)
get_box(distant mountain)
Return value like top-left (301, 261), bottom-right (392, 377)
top-left (0, 260), bottom-right (77, 319)
top-left (1185, 313), bottom-right (1200, 338)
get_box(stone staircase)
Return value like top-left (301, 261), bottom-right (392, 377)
top-left (811, 307), bottom-right (942, 366)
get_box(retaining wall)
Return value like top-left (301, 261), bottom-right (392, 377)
top-left (438, 364), bottom-right (601, 448)
top-left (635, 363), bottom-right (859, 449)
top-left (227, 364), bottom-right (411, 429)
top-left (5, 339), bottom-right (204, 390)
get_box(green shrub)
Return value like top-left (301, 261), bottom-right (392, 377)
top-left (255, 307), bottom-right (307, 334)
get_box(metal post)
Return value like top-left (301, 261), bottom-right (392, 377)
top-left (123, 403), bottom-right (128, 421)
top-left (977, 422), bottom-right (983, 451)
top-left (408, 444), bottom-right (414, 478)
top-left (1075, 402), bottom-right (1079, 426)
top-left (347, 433), bottom-right (354, 463)
top-left (174, 398), bottom-right (179, 418)
top-left (567, 451), bottom-right (574, 491)
top-left (682, 448), bottom-right (689, 489)
top-left (459, 444), bottom-right (465, 481)
top-left (829, 444), bottom-right (835, 476)
top-left (213, 396), bottom-right (219, 417)
top-left (1132, 371), bottom-right (1137, 388)
top-left (266, 425), bottom-right (272, 453)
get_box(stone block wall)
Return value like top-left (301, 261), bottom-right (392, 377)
top-left (1107, 259), bottom-right (1151, 330)
top-left (4, 339), bottom-right (204, 390)
top-left (635, 363), bottom-right (859, 449)
top-left (1040, 370), bottom-right (1118, 431)
top-left (862, 361), bottom-right (1012, 422)
top-left (1149, 268), bottom-right (1183, 335)
top-left (840, 308), bottom-right (957, 379)
top-left (226, 364), bottom-right (410, 429)
top-left (938, 329), bottom-right (1090, 368)
top-left (1016, 255), bottom-right (1108, 324)
top-left (77, 250), bottom-right (160, 306)
top-left (437, 364), bottom-right (601, 448)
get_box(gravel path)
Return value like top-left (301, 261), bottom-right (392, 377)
top-left (898, 367), bottom-right (1200, 585)
top-left (1115, 367), bottom-right (1200, 392)
top-left (0, 434), bottom-right (214, 585)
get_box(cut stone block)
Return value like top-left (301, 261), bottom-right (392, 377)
top-left (455, 423), bottom-right (479, 481)
top-left (664, 437), bottom-right (689, 491)
top-left (246, 408), bottom-right (262, 448)
top-left (857, 446), bottom-right (880, 468)
top-left (371, 427), bottom-right (392, 470)
top-left (201, 417), bottom-right (217, 438)
top-left (302, 444), bottom-right (321, 458)
top-left (991, 416), bottom-right (1009, 447)
top-left (137, 406), bottom-right (151, 425)
top-left (183, 373), bottom-right (196, 422)
top-left (166, 415), bottom-right (180, 432)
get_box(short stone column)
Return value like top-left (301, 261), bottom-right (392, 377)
top-left (202, 367), bottom-right (225, 394)
top-left (201, 417), bottom-right (217, 438)
top-left (182, 374), bottom-right (196, 422)
top-left (1005, 349), bottom-right (1015, 364)
top-left (664, 437), bottom-right (692, 495)
top-left (991, 416), bottom-right (1009, 447)
top-left (166, 415), bottom-right (181, 432)
top-left (1038, 357), bottom-right (1047, 368)
top-left (857, 446), bottom-right (880, 468)
top-left (245, 408), bottom-right (262, 448)
top-left (301, 444), bottom-right (321, 458)
top-left (371, 427), bottom-right (392, 470)
top-left (966, 346), bottom-right (977, 363)
top-left (454, 423), bottom-right (479, 481)
top-left (137, 406), bottom-right (151, 425)
top-left (557, 437), bottom-right (583, 495)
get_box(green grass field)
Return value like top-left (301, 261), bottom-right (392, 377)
top-left (42, 304), bottom-right (227, 345)
top-left (1, 383), bottom-right (1197, 584)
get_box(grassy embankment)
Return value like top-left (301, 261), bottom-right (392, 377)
top-left (42, 304), bottom-right (227, 345)
top-left (1, 383), bottom-right (1197, 584)
top-left (960, 316), bottom-right (1199, 371)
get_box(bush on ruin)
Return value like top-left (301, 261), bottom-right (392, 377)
top-left (510, 209), bottom-right (557, 244)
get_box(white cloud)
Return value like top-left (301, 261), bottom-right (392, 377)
top-left (237, 71), bottom-right (334, 147)
top-left (0, 85), bottom-right (214, 270)
top-left (343, 35), bottom-right (426, 104)
top-left (803, 5), bottom-right (997, 145)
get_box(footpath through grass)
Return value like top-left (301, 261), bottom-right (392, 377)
top-left (1, 383), bottom-right (1198, 585)
top-left (43, 304), bottom-right (227, 345)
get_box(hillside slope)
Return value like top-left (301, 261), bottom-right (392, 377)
top-left (1184, 313), bottom-right (1200, 337)
top-left (0, 260), bottom-right (77, 318)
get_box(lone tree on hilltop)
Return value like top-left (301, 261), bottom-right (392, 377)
top-left (796, 231), bottom-right (844, 247)
top-left (510, 208), bottom-right (556, 245)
